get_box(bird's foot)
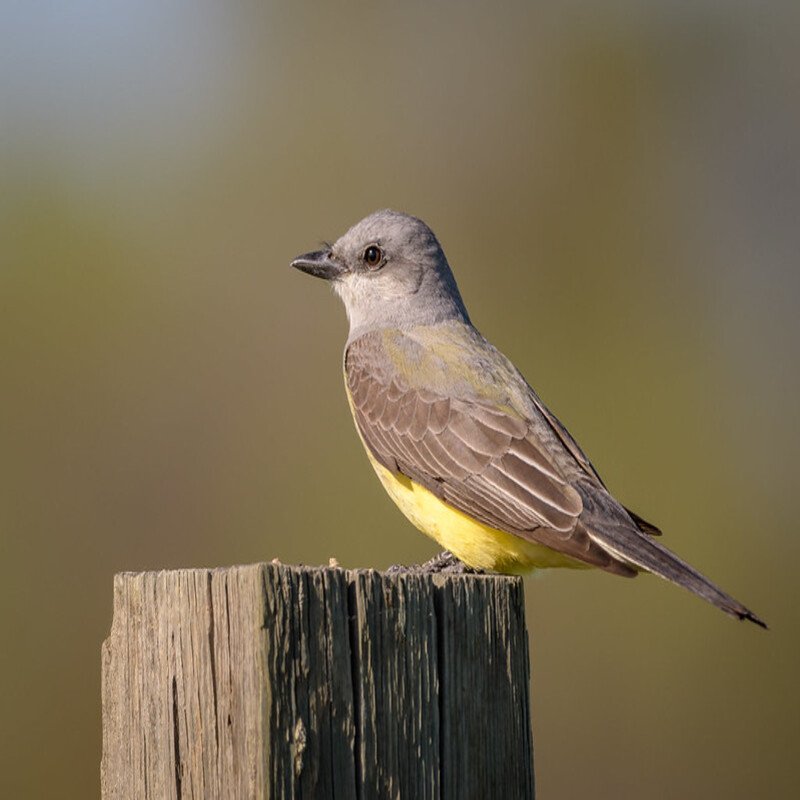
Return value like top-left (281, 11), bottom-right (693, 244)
top-left (387, 550), bottom-right (484, 575)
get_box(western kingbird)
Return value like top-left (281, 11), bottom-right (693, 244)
top-left (292, 209), bottom-right (765, 627)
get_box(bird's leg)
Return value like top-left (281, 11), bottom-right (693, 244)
top-left (420, 550), bottom-right (474, 573)
top-left (387, 550), bottom-right (485, 575)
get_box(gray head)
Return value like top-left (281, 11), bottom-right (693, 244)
top-left (291, 210), bottom-right (470, 340)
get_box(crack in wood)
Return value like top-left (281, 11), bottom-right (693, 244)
top-left (171, 675), bottom-right (182, 800)
top-left (101, 565), bottom-right (533, 799)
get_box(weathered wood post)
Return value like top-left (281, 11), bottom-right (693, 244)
top-left (101, 564), bottom-right (534, 799)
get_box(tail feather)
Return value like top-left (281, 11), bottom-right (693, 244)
top-left (624, 507), bottom-right (662, 536)
top-left (585, 524), bottom-right (767, 628)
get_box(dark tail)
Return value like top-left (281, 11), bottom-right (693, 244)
top-left (587, 523), bottom-right (767, 629)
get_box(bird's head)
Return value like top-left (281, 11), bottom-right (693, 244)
top-left (292, 210), bottom-right (469, 339)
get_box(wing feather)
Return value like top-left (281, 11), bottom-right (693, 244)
top-left (435, 425), bottom-right (493, 473)
top-left (345, 333), bottom-right (660, 574)
top-left (345, 337), bottom-right (603, 563)
top-left (408, 397), bottom-right (432, 440)
top-left (420, 431), bottom-right (470, 480)
top-left (428, 398), bottom-right (451, 434)
top-left (497, 452), bottom-right (580, 518)
top-left (447, 413), bottom-right (512, 457)
top-left (393, 391), bottom-right (418, 435)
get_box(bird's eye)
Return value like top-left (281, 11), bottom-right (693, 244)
top-left (363, 245), bottom-right (383, 268)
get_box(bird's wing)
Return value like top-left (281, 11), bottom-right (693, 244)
top-left (345, 336), bottom-right (636, 574)
top-left (528, 389), bottom-right (662, 535)
top-left (345, 331), bottom-right (765, 624)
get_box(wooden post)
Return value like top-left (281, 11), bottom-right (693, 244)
top-left (101, 564), bottom-right (534, 799)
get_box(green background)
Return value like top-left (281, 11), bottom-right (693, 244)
top-left (2, 3), bottom-right (798, 797)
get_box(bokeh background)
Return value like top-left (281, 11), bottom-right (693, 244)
top-left (2, 2), bottom-right (798, 797)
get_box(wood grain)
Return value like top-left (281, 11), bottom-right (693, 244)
top-left (101, 564), bottom-right (534, 799)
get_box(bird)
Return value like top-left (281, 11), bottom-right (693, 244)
top-left (291, 209), bottom-right (766, 628)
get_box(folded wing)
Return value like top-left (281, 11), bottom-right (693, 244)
top-left (346, 339), bottom-right (636, 575)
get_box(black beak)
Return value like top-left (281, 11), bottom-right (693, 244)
top-left (291, 249), bottom-right (345, 281)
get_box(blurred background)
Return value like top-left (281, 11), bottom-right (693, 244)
top-left (2, 2), bottom-right (798, 797)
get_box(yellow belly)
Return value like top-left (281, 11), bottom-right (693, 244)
top-left (365, 450), bottom-right (589, 574)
